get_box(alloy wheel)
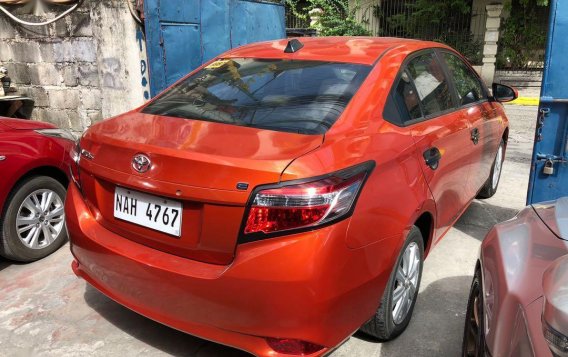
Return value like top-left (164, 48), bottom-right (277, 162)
top-left (392, 242), bottom-right (420, 324)
top-left (492, 143), bottom-right (504, 190)
top-left (16, 189), bottom-right (65, 249)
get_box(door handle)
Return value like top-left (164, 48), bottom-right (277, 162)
top-left (471, 128), bottom-right (480, 145)
top-left (423, 147), bottom-right (442, 170)
top-left (0, 155), bottom-right (5, 161)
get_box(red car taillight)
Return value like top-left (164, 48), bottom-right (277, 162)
top-left (266, 337), bottom-right (324, 355)
top-left (241, 161), bottom-right (374, 242)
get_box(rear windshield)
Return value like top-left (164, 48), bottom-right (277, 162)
top-left (142, 58), bottom-right (371, 134)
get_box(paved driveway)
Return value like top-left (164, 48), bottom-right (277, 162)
top-left (0, 105), bottom-right (538, 357)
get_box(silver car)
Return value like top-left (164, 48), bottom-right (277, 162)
top-left (462, 197), bottom-right (568, 357)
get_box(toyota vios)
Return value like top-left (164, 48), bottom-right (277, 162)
top-left (65, 37), bottom-right (515, 356)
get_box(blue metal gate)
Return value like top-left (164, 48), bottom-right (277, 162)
top-left (527, 0), bottom-right (568, 204)
top-left (143, 0), bottom-right (285, 97)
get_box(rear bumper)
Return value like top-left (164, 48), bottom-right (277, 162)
top-left (70, 260), bottom-right (279, 356)
top-left (65, 183), bottom-right (397, 356)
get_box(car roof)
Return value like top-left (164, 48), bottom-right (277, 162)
top-left (224, 37), bottom-right (450, 65)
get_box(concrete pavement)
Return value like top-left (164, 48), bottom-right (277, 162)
top-left (0, 105), bottom-right (538, 357)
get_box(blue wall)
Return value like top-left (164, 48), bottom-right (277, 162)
top-left (144, 0), bottom-right (285, 96)
top-left (527, 0), bottom-right (568, 204)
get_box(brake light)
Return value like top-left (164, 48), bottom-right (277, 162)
top-left (243, 162), bottom-right (373, 240)
top-left (266, 337), bottom-right (324, 355)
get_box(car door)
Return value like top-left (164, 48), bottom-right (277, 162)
top-left (388, 50), bottom-right (473, 241)
top-left (440, 51), bottom-right (497, 196)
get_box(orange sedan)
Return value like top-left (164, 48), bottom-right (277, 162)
top-left (65, 37), bottom-right (516, 356)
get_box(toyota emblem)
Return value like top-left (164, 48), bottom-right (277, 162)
top-left (132, 154), bottom-right (151, 173)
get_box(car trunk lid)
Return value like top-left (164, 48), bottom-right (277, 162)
top-left (78, 112), bottom-right (323, 265)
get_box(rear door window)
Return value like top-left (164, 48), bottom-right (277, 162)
top-left (442, 52), bottom-right (487, 106)
top-left (405, 53), bottom-right (454, 117)
top-left (142, 58), bottom-right (372, 135)
top-left (384, 51), bottom-right (456, 125)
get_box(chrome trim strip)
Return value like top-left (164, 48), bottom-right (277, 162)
top-left (80, 149), bottom-right (94, 160)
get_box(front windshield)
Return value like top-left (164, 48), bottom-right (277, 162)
top-left (142, 58), bottom-right (372, 135)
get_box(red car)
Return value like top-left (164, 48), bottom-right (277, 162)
top-left (0, 118), bottom-right (74, 262)
top-left (66, 37), bottom-right (516, 356)
top-left (462, 197), bottom-right (568, 357)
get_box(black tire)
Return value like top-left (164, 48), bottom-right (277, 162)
top-left (360, 226), bottom-right (424, 341)
top-left (462, 267), bottom-right (485, 357)
top-left (0, 176), bottom-right (68, 262)
top-left (477, 139), bottom-right (505, 199)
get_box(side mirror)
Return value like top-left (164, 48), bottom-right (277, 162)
top-left (492, 83), bottom-right (518, 103)
top-left (542, 255), bottom-right (568, 357)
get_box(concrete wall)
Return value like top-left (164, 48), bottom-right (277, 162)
top-left (0, 0), bottom-right (147, 131)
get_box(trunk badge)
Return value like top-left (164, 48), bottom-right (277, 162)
top-left (132, 154), bottom-right (151, 173)
top-left (236, 182), bottom-right (249, 190)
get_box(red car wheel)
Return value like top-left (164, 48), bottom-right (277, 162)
top-left (0, 176), bottom-right (68, 262)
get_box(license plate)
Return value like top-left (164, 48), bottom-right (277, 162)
top-left (114, 187), bottom-right (182, 237)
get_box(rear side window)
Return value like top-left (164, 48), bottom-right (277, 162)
top-left (406, 53), bottom-right (454, 117)
top-left (442, 52), bottom-right (487, 106)
top-left (394, 71), bottom-right (422, 122)
top-left (142, 58), bottom-right (371, 135)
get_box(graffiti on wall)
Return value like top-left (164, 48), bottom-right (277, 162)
top-left (137, 28), bottom-right (150, 101)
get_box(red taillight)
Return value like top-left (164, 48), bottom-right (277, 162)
top-left (245, 205), bottom-right (329, 234)
top-left (266, 337), bottom-right (324, 355)
top-left (243, 162), bottom-right (373, 238)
